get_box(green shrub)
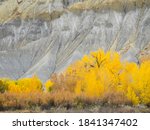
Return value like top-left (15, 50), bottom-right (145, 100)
top-left (0, 80), bottom-right (8, 93)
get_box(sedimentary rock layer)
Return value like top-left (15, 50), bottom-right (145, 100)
top-left (0, 0), bottom-right (150, 81)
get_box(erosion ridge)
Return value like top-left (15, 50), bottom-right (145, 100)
top-left (0, 0), bottom-right (150, 81)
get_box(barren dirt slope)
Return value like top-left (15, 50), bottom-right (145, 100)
top-left (0, 0), bottom-right (150, 81)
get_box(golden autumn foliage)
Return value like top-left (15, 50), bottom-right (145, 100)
top-left (0, 79), bottom-right (8, 93)
top-left (0, 49), bottom-right (150, 111)
top-left (0, 75), bottom-right (43, 93)
top-left (64, 50), bottom-right (150, 105)
top-left (45, 80), bottom-right (54, 92)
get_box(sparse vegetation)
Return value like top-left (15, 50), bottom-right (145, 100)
top-left (68, 0), bottom-right (150, 12)
top-left (0, 49), bottom-right (150, 112)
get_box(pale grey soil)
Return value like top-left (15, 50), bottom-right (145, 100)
top-left (0, 0), bottom-right (150, 81)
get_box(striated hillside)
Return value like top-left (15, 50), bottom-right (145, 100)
top-left (0, 0), bottom-right (150, 81)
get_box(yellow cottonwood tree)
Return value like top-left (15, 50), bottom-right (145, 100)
top-left (65, 49), bottom-right (150, 105)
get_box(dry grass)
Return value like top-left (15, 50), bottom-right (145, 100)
top-left (101, 89), bottom-right (131, 106)
top-left (1, 91), bottom-right (150, 113)
top-left (0, 91), bottom-right (69, 111)
top-left (50, 73), bottom-right (77, 92)
top-left (68, 0), bottom-right (150, 12)
top-left (0, 85), bottom-right (131, 111)
top-left (37, 10), bottom-right (64, 21)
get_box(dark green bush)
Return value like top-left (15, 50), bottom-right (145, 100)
top-left (0, 80), bottom-right (8, 93)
